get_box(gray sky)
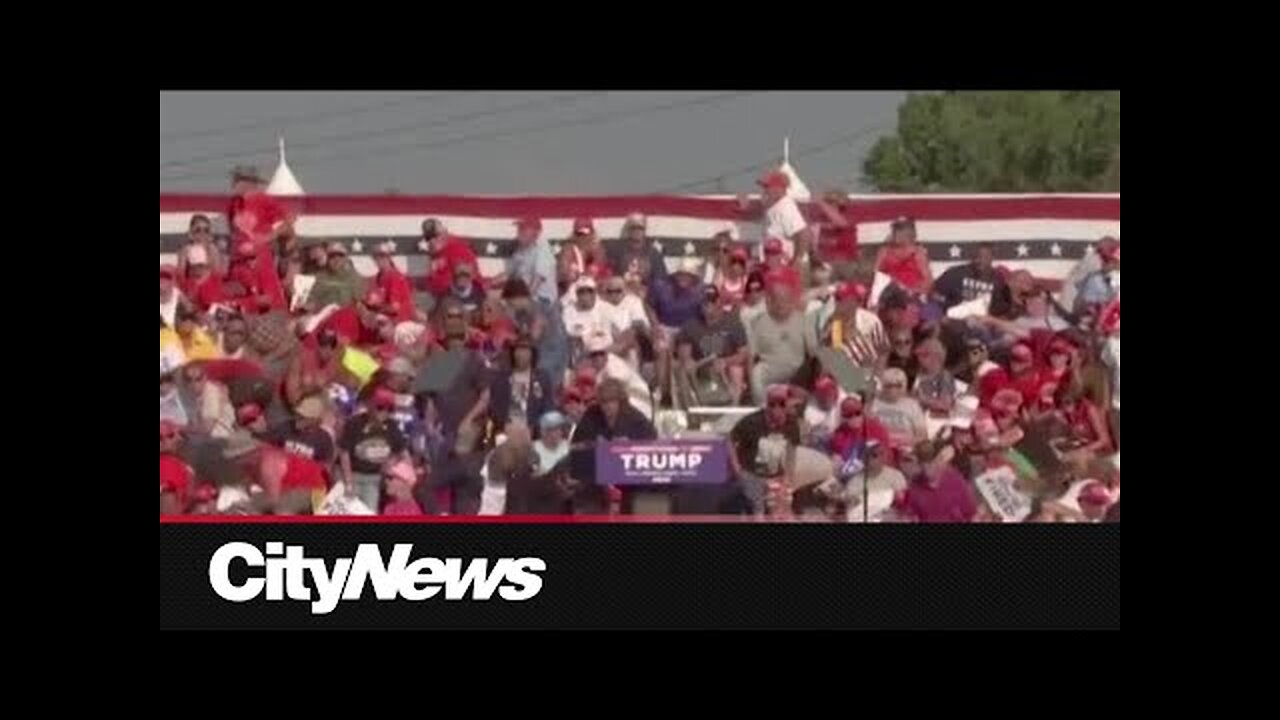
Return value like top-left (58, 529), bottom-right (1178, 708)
top-left (159, 91), bottom-right (906, 195)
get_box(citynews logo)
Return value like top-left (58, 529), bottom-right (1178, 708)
top-left (209, 542), bottom-right (546, 616)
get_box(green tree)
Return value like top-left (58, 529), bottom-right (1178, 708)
top-left (863, 92), bottom-right (1120, 193)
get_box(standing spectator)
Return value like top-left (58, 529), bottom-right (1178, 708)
top-left (802, 374), bottom-right (843, 439)
top-left (933, 242), bottom-right (1006, 309)
top-left (285, 328), bottom-right (345, 408)
top-left (507, 217), bottom-right (558, 306)
top-left (870, 367), bottom-right (928, 451)
top-left (423, 220), bottom-right (479, 299)
top-left (897, 440), bottom-right (978, 523)
top-left (1061, 237), bottom-right (1119, 312)
top-left (811, 191), bottom-right (859, 275)
top-left (979, 290), bottom-right (1071, 344)
top-left (263, 395), bottom-right (335, 464)
top-left (236, 403), bottom-right (270, 438)
top-left (702, 229), bottom-right (737, 285)
top-left (426, 300), bottom-right (492, 457)
top-left (760, 238), bottom-right (803, 298)
top-left (960, 336), bottom-right (1009, 404)
top-left (737, 170), bottom-right (814, 263)
top-left (489, 335), bottom-right (555, 432)
top-left (729, 385), bottom-right (802, 516)
top-left (227, 165), bottom-right (294, 252)
top-left (715, 247), bottom-right (751, 309)
top-left (339, 387), bottom-right (408, 512)
top-left (503, 279), bottom-right (569, 394)
top-left (875, 216), bottom-right (933, 298)
top-left (178, 214), bottom-right (225, 278)
top-left (747, 284), bottom-right (818, 403)
top-left (913, 338), bottom-right (956, 417)
top-left (568, 378), bottom-right (659, 513)
top-left (1006, 342), bottom-right (1048, 409)
top-left (445, 262), bottom-right (487, 315)
top-left (651, 258), bottom-right (707, 399)
top-left (559, 386), bottom-right (588, 438)
top-left (599, 274), bottom-right (652, 371)
top-left (559, 217), bottom-right (610, 289)
top-left (160, 265), bottom-right (185, 329)
top-left (822, 282), bottom-right (886, 366)
top-left (676, 286), bottom-right (751, 401)
top-left (221, 432), bottom-right (327, 515)
top-left (160, 421), bottom-right (195, 515)
top-left (1075, 243), bottom-right (1120, 312)
top-left (532, 411), bottom-right (571, 476)
top-left (738, 270), bottom-right (769, 334)
top-left (607, 213), bottom-right (669, 287)
top-left (581, 332), bottom-right (653, 419)
top-left (372, 241), bottom-right (416, 322)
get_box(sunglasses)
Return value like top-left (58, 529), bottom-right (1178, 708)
top-left (160, 432), bottom-right (178, 442)
top-left (604, 288), bottom-right (624, 295)
top-left (445, 312), bottom-right (465, 320)
top-left (967, 347), bottom-right (985, 354)
top-left (768, 399), bottom-right (789, 408)
top-left (883, 383), bottom-right (904, 389)
top-left (191, 226), bottom-right (212, 234)
top-left (893, 338), bottom-right (913, 346)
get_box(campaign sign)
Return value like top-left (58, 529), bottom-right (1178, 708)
top-left (974, 466), bottom-right (1033, 523)
top-left (595, 440), bottom-right (730, 486)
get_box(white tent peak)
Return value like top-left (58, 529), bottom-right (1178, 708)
top-left (267, 136), bottom-right (305, 196)
top-left (778, 136), bottom-right (811, 201)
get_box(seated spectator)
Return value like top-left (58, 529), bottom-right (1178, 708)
top-left (568, 378), bottom-right (659, 513)
top-left (896, 440), bottom-right (978, 523)
top-left (715, 247), bottom-right (751, 309)
top-left (803, 262), bottom-right (835, 318)
top-left (1074, 242), bottom-right (1120, 314)
top-left (489, 334), bottom-right (555, 433)
top-left (507, 217), bottom-right (558, 306)
top-left (761, 238), bottom-right (803, 300)
top-left (503, 278), bottom-right (568, 394)
top-left (747, 284), bottom-right (818, 403)
top-left (181, 361), bottom-right (236, 440)
top-left (1005, 342), bottom-right (1048, 409)
top-left (222, 432), bottom-right (327, 515)
top-left (838, 440), bottom-right (907, 523)
top-left (1054, 382), bottom-right (1114, 459)
top-left (381, 459), bottom-right (423, 515)
top-left (446, 262), bottom-right (487, 315)
top-left (599, 274), bottom-right (652, 371)
top-left (607, 213), bottom-right (669, 288)
top-left (422, 220), bottom-right (479, 299)
top-left (675, 285), bottom-right (750, 402)
top-left (885, 326), bottom-right (919, 389)
top-left (179, 246), bottom-right (226, 312)
top-left (168, 306), bottom-right (221, 361)
top-left (803, 375), bottom-right (843, 439)
top-left (218, 315), bottom-right (250, 359)
top-left (961, 336), bottom-right (1010, 407)
top-left (372, 241), bottom-right (416, 322)
top-left (559, 385), bottom-right (588, 438)
top-left (729, 385), bottom-right (802, 516)
top-left (562, 277), bottom-right (616, 361)
top-left (339, 387), bottom-right (409, 512)
top-left (738, 270), bottom-right (769, 336)
top-left (913, 338), bottom-right (956, 417)
top-left (829, 394), bottom-right (892, 463)
top-left (651, 259), bottom-right (707, 395)
top-left (1059, 236), bottom-right (1118, 311)
top-left (263, 394), bottom-right (335, 464)
top-left (870, 367), bottom-right (928, 451)
top-left (979, 289), bottom-right (1071, 346)
top-left (821, 282), bottom-right (886, 366)
top-left (160, 421), bottom-right (196, 515)
top-left (224, 239), bottom-right (287, 316)
top-left (305, 242), bottom-right (366, 311)
top-left (286, 328), bottom-right (346, 408)
top-left (236, 402), bottom-right (270, 438)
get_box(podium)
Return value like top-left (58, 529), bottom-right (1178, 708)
top-left (595, 439), bottom-right (731, 516)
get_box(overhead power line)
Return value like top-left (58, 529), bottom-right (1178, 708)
top-left (160, 92), bottom-right (607, 173)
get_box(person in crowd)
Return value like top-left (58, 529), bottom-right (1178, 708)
top-left (532, 410), bottom-right (571, 476)
top-left (1075, 242), bottom-right (1120, 313)
top-left (339, 387), bottom-right (408, 512)
top-left (381, 458), bottom-right (423, 515)
top-left (821, 281), bottom-right (886, 367)
top-left (179, 214), bottom-right (225, 278)
top-left (1044, 460), bottom-right (1119, 522)
top-left (896, 440), bottom-right (978, 523)
top-left (179, 361), bottom-right (236, 440)
top-left (558, 217), bottom-right (610, 290)
top-left (913, 337), bottom-right (956, 417)
top-left (760, 238), bottom-right (803, 299)
top-left (561, 277), bottom-right (617, 357)
top-left (702, 228), bottom-right (737, 285)
top-left (884, 326), bottom-right (919, 389)
top-left (599, 274), bottom-right (652, 372)
top-left (559, 385), bottom-right (588, 438)
top-left (738, 270), bottom-right (769, 336)
top-left (1053, 382), bottom-right (1114, 459)
top-left (221, 431), bottom-right (327, 515)
top-left (870, 367), bottom-right (928, 451)
top-left (422, 219), bottom-right (479, 299)
top-left (506, 217), bottom-right (557, 306)
top-left (811, 190), bottom-right (859, 274)
top-left (471, 295), bottom-right (518, 365)
top-left (218, 315), bottom-right (250, 359)
top-left (580, 331), bottom-right (653, 419)
top-left (837, 440), bottom-right (907, 523)
top-left (803, 262), bottom-right (835, 319)
top-left (263, 394), bottom-right (335, 464)
top-left (160, 420), bottom-right (196, 515)
top-left (425, 299), bottom-right (493, 456)
top-left (225, 240), bottom-right (287, 315)
top-left (988, 269), bottom-right (1038, 321)
top-left (1005, 342), bottom-right (1048, 409)
top-left (227, 165), bottom-right (294, 251)
top-left (829, 392), bottom-right (892, 464)
top-left (875, 216), bottom-right (933, 298)
top-left (503, 278), bottom-right (568, 394)
top-left (651, 258), bottom-right (707, 401)
top-left (747, 283), bottom-right (818, 404)
top-left (737, 170), bottom-right (814, 263)
top-left (1059, 236), bottom-right (1119, 311)
top-left (179, 246), bottom-right (225, 312)
top-left (675, 285), bottom-right (751, 402)
top-left (729, 385), bottom-right (802, 516)
top-left (445, 262), bottom-right (487, 315)
top-left (607, 213), bottom-right (669, 287)
top-left (489, 334), bottom-right (555, 433)
top-left (715, 246), bottom-right (751, 309)
top-left (379, 356), bottom-right (419, 436)
top-left (236, 402), bottom-right (270, 437)
top-left (1099, 300), bottom-right (1120, 449)
top-left (979, 289), bottom-right (1071, 345)
top-left (803, 375), bottom-right (844, 440)
top-left (169, 306), bottom-right (221, 361)
top-left (959, 335), bottom-right (1008, 398)
top-left (568, 378), bottom-right (659, 513)
top-left (160, 265), bottom-right (186, 329)
top-left (371, 241), bottom-right (416, 322)
top-left (933, 242), bottom-right (1006, 310)
top-left (285, 328), bottom-right (346, 408)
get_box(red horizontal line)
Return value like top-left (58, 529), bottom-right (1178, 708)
top-left (160, 194), bottom-right (1120, 223)
top-left (160, 515), bottom-right (802, 525)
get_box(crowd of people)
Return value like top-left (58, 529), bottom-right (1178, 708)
top-left (161, 165), bottom-right (1120, 522)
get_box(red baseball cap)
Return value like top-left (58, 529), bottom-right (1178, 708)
top-left (763, 237), bottom-right (784, 256)
top-left (1011, 344), bottom-right (1034, 363)
top-left (236, 403), bottom-right (264, 425)
top-left (757, 170), bottom-right (790, 190)
top-left (766, 385), bottom-right (790, 403)
top-left (840, 395), bottom-right (863, 418)
top-left (1079, 482), bottom-right (1112, 507)
top-left (1100, 300), bottom-right (1120, 335)
top-left (574, 367), bottom-right (598, 387)
top-left (572, 218), bottom-right (595, 235)
top-left (1097, 241), bottom-right (1120, 262)
top-left (834, 282), bottom-right (868, 303)
top-left (814, 375), bottom-right (838, 395)
top-left (191, 483), bottom-right (219, 504)
top-left (372, 387), bottom-right (397, 410)
top-left (991, 388), bottom-right (1024, 413)
top-left (729, 247), bottom-right (749, 263)
top-left (159, 265), bottom-right (178, 280)
top-left (515, 217), bottom-right (542, 232)
top-left (160, 420), bottom-right (182, 440)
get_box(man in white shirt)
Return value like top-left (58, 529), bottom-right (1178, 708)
top-left (738, 170), bottom-right (814, 263)
top-left (582, 331), bottom-right (653, 420)
top-left (599, 275), bottom-right (651, 371)
top-left (561, 277), bottom-right (615, 351)
top-left (160, 265), bottom-right (185, 329)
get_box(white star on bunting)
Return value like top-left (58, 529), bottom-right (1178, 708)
top-left (1016, 243), bottom-right (1030, 258)
top-left (550, 242), bottom-right (561, 256)
top-left (948, 244), bottom-right (962, 259)
top-left (652, 239), bottom-right (664, 254)
top-left (684, 241), bottom-right (696, 256)
top-left (1050, 243), bottom-right (1063, 257)
top-left (351, 240), bottom-right (364, 253)
top-left (418, 239), bottom-right (430, 252)
top-left (485, 242), bottom-right (498, 256)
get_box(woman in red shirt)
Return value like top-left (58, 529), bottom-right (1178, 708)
top-left (372, 242), bottom-right (417, 323)
top-left (1054, 383), bottom-right (1114, 457)
top-left (812, 191), bottom-right (860, 271)
top-left (875, 216), bottom-right (932, 296)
